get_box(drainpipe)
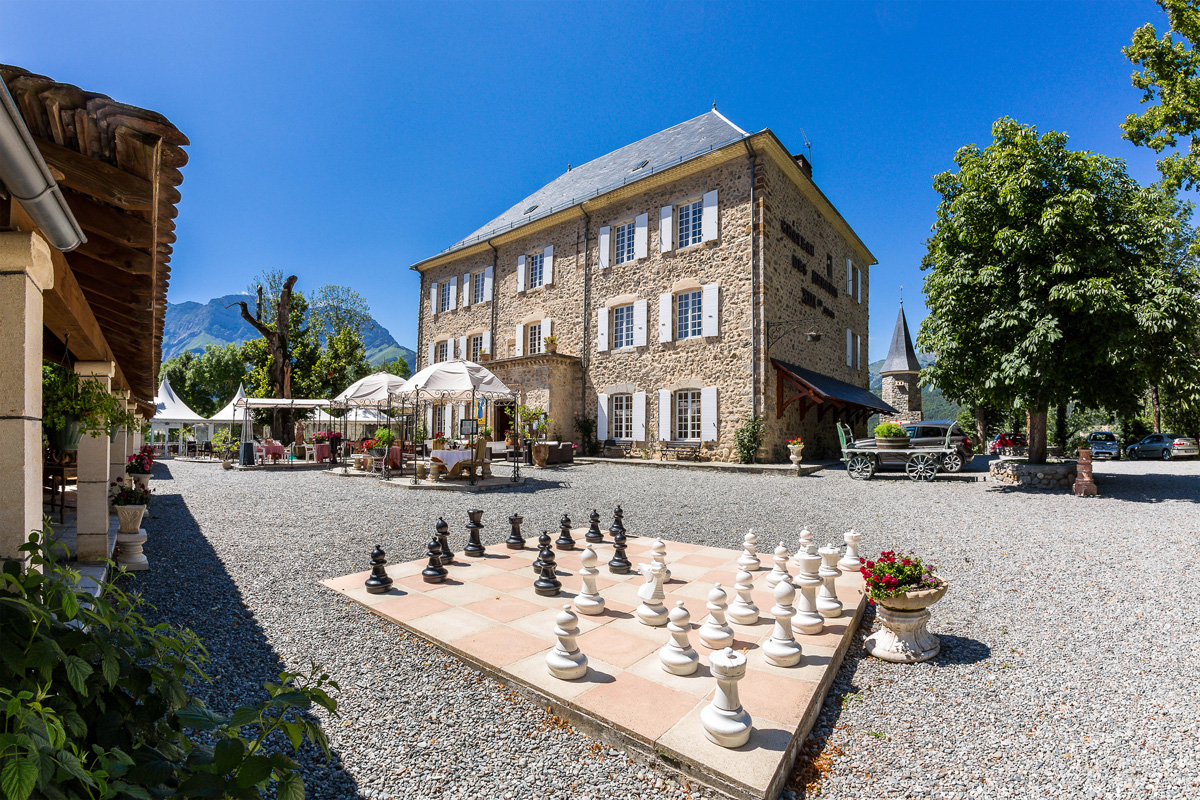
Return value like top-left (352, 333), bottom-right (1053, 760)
top-left (487, 239), bottom-right (498, 360)
top-left (744, 140), bottom-right (759, 418)
top-left (409, 263), bottom-right (423, 373)
top-left (578, 205), bottom-right (590, 419)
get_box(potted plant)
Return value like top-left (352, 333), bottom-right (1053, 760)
top-left (212, 428), bottom-right (235, 468)
top-left (544, 334), bottom-right (558, 354)
top-left (504, 429), bottom-right (516, 447)
top-left (125, 445), bottom-right (156, 489)
top-left (874, 422), bottom-right (910, 450)
top-left (479, 425), bottom-right (493, 441)
top-left (373, 426), bottom-right (396, 456)
top-left (432, 431), bottom-right (447, 450)
top-left (109, 479), bottom-right (152, 534)
top-left (478, 348), bottom-right (491, 362)
top-left (860, 550), bottom-right (947, 663)
top-left (786, 435), bottom-right (805, 465)
top-left (42, 363), bottom-right (119, 453)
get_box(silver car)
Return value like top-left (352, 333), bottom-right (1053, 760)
top-left (1086, 431), bottom-right (1120, 460)
top-left (1126, 433), bottom-right (1200, 460)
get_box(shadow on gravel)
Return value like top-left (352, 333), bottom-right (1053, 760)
top-left (152, 461), bottom-right (173, 480)
top-left (117, 491), bottom-right (360, 798)
top-left (932, 634), bottom-right (991, 666)
top-left (1095, 472), bottom-right (1199, 504)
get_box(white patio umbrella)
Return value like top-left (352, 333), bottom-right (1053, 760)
top-left (394, 360), bottom-right (513, 401)
top-left (333, 372), bottom-right (411, 406)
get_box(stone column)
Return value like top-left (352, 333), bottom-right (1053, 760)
top-left (75, 360), bottom-right (115, 561)
top-left (0, 232), bottom-right (54, 564)
top-left (109, 393), bottom-right (129, 483)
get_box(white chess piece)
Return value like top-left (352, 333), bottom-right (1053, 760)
top-left (651, 538), bottom-right (671, 581)
top-left (793, 547), bottom-right (824, 635)
top-left (763, 578), bottom-right (803, 667)
top-left (699, 584), bottom-right (735, 650)
top-left (766, 542), bottom-right (791, 589)
top-left (574, 544), bottom-right (605, 616)
top-left (635, 561), bottom-right (669, 626)
top-left (727, 569), bottom-right (759, 625)
top-left (737, 529), bottom-right (761, 571)
top-left (817, 544), bottom-right (844, 619)
top-left (701, 648), bottom-right (752, 748)
top-left (659, 601), bottom-right (700, 675)
top-left (792, 528), bottom-right (814, 572)
top-left (839, 529), bottom-right (862, 573)
top-left (546, 604), bottom-right (588, 679)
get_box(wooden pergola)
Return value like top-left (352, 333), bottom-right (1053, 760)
top-left (772, 358), bottom-right (895, 427)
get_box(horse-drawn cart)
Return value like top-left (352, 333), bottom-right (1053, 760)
top-left (836, 422), bottom-right (961, 481)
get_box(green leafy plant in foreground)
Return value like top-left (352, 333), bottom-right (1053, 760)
top-left (0, 528), bottom-right (339, 800)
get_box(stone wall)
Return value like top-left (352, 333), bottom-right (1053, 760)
top-left (989, 459), bottom-right (1077, 490)
top-left (486, 354), bottom-right (581, 442)
top-left (880, 372), bottom-right (922, 425)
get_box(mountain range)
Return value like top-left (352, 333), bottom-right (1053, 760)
top-left (162, 294), bottom-right (415, 369)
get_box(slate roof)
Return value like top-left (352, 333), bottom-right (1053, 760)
top-left (881, 305), bottom-right (921, 374)
top-left (431, 110), bottom-right (748, 260)
top-left (772, 360), bottom-right (897, 414)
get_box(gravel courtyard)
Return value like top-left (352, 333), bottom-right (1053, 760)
top-left (127, 458), bottom-right (1200, 800)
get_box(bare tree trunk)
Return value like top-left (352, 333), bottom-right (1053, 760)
top-left (1027, 405), bottom-right (1049, 464)
top-left (974, 406), bottom-right (988, 455)
top-left (234, 275), bottom-right (299, 444)
top-left (1150, 384), bottom-right (1161, 433)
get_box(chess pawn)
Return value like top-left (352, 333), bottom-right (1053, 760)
top-left (797, 526), bottom-right (813, 551)
top-left (793, 549), bottom-right (824, 635)
top-left (766, 542), bottom-right (791, 589)
top-left (556, 513), bottom-right (575, 550)
top-left (699, 584), bottom-right (735, 649)
top-left (727, 569), bottom-right (759, 625)
top-left (839, 529), bottom-right (862, 572)
top-left (574, 545), bottom-right (605, 616)
top-left (464, 509), bottom-right (486, 558)
top-left (651, 539), bottom-right (671, 581)
top-left (635, 562), bottom-right (669, 626)
top-left (364, 544), bottom-right (393, 594)
top-left (436, 517), bottom-right (453, 565)
top-left (610, 505), bottom-right (626, 539)
top-left (817, 545), bottom-right (844, 618)
top-left (546, 605), bottom-right (588, 680)
top-left (659, 602), bottom-right (699, 675)
top-left (534, 545), bottom-right (561, 596)
top-left (532, 530), bottom-right (553, 573)
top-left (737, 529), bottom-right (760, 571)
top-left (763, 578), bottom-right (803, 667)
top-left (585, 509), bottom-right (604, 544)
top-left (421, 536), bottom-right (448, 583)
top-left (608, 523), bottom-right (631, 575)
top-left (701, 648), bottom-right (752, 748)
top-left (505, 513), bottom-right (526, 549)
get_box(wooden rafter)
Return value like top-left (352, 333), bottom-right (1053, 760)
top-left (34, 137), bottom-right (155, 211)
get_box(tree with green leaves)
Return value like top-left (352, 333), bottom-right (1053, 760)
top-left (160, 344), bottom-right (249, 417)
top-left (312, 327), bottom-right (372, 397)
top-left (377, 356), bottom-right (411, 379)
top-left (917, 118), bottom-right (1200, 463)
top-left (309, 284), bottom-right (371, 346)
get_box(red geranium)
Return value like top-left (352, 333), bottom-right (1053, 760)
top-left (859, 549), bottom-right (940, 604)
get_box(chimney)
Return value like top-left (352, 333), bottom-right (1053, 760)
top-left (793, 153), bottom-right (813, 179)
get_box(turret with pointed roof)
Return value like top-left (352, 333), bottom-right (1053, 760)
top-left (881, 305), bottom-right (920, 375)
top-left (879, 305), bottom-right (923, 423)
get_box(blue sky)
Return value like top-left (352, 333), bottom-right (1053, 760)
top-left (2, 0), bottom-right (1176, 361)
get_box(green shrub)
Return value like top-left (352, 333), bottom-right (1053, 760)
top-left (733, 415), bottom-right (765, 464)
top-left (873, 422), bottom-right (908, 438)
top-left (372, 426), bottom-right (396, 449)
top-left (0, 527), bottom-right (338, 800)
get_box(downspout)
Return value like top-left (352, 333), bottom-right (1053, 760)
top-left (409, 264), bottom-right (423, 374)
top-left (0, 81), bottom-right (86, 251)
top-left (744, 140), bottom-right (759, 418)
top-left (578, 205), bottom-right (590, 420)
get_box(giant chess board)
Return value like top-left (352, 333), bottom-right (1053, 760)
top-left (322, 526), bottom-right (866, 800)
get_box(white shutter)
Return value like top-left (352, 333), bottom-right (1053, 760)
top-left (846, 329), bottom-right (853, 367)
top-left (633, 299), bottom-right (648, 347)
top-left (456, 403), bottom-right (465, 433)
top-left (700, 386), bottom-right (718, 442)
top-left (597, 393), bottom-right (609, 441)
top-left (701, 190), bottom-right (718, 242)
top-left (430, 283), bottom-right (438, 316)
top-left (846, 258), bottom-right (853, 294)
top-left (425, 405), bottom-right (433, 436)
top-left (597, 308), bottom-right (609, 352)
top-left (856, 268), bottom-right (862, 304)
top-left (598, 226), bottom-right (610, 270)
top-left (634, 213), bottom-right (648, 259)
top-left (544, 246), bottom-right (554, 285)
top-left (447, 276), bottom-right (457, 311)
top-left (658, 293), bottom-right (673, 343)
top-left (541, 318), bottom-right (551, 349)
top-left (855, 334), bottom-right (862, 370)
top-left (484, 266), bottom-right (494, 301)
top-left (458, 335), bottom-right (467, 360)
top-left (427, 341), bottom-right (435, 366)
top-left (482, 330), bottom-right (491, 356)
top-left (516, 255), bottom-right (526, 293)
top-left (462, 273), bottom-right (471, 307)
top-left (701, 283), bottom-right (719, 337)
top-left (515, 323), bottom-right (524, 357)
top-left (658, 390), bottom-right (671, 441)
top-left (660, 206), bottom-right (674, 253)
top-left (632, 391), bottom-right (647, 442)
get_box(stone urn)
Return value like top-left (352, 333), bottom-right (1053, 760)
top-left (875, 436), bottom-right (911, 450)
top-left (221, 459), bottom-right (233, 470)
top-left (129, 472), bottom-right (151, 490)
top-left (787, 443), bottom-right (805, 467)
top-left (864, 580), bottom-right (948, 663)
top-left (115, 504), bottom-right (146, 535)
top-left (532, 442), bottom-right (549, 467)
top-left (545, 341), bottom-right (558, 354)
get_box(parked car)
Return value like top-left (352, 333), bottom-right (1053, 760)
top-left (988, 432), bottom-right (1027, 455)
top-left (1126, 433), bottom-right (1200, 460)
top-left (1085, 431), bottom-right (1120, 460)
top-left (853, 420), bottom-right (974, 472)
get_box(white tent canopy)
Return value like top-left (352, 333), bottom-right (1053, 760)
top-left (233, 397), bottom-right (331, 410)
top-left (312, 407), bottom-right (392, 423)
top-left (207, 383), bottom-right (248, 423)
top-left (152, 375), bottom-right (208, 425)
top-left (394, 360), bottom-right (512, 401)
top-left (334, 372), bottom-right (410, 406)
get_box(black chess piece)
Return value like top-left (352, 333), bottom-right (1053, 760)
top-left (533, 530), bottom-right (552, 572)
top-left (555, 513), bottom-right (575, 551)
top-left (585, 509), bottom-right (603, 544)
top-left (421, 536), bottom-right (448, 583)
top-left (436, 517), bottom-right (453, 565)
top-left (608, 507), bottom-right (630, 575)
top-left (464, 509), bottom-right (486, 558)
top-left (612, 505), bottom-right (627, 538)
top-left (534, 545), bottom-right (561, 596)
top-left (506, 513), bottom-right (525, 549)
top-left (364, 544), bottom-right (394, 593)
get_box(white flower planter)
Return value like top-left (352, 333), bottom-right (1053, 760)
top-left (115, 504), bottom-right (146, 534)
top-left (128, 473), bottom-right (151, 490)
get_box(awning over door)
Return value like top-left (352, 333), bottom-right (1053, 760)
top-left (772, 359), bottom-right (896, 425)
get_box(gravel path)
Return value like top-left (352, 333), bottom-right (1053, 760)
top-left (126, 457), bottom-right (1200, 799)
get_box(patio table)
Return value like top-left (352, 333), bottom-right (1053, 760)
top-left (431, 449), bottom-right (472, 472)
top-left (261, 444), bottom-right (285, 463)
top-left (314, 443), bottom-right (332, 462)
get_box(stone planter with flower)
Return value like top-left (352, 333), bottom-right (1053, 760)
top-left (860, 550), bottom-right (947, 663)
top-left (543, 334), bottom-right (558, 354)
top-left (786, 436), bottom-right (805, 467)
top-left (125, 444), bottom-right (156, 490)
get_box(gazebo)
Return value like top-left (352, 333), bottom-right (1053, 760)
top-left (151, 375), bottom-right (208, 455)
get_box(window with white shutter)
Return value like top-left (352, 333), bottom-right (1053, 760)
top-left (514, 323), bottom-right (525, 357)
top-left (657, 390), bottom-right (671, 441)
top-left (634, 213), bottom-right (648, 259)
top-left (469, 335), bottom-right (483, 362)
top-left (458, 335), bottom-right (467, 360)
top-left (677, 289), bottom-right (702, 340)
top-left (527, 252), bottom-right (544, 289)
top-left (427, 341), bottom-right (435, 367)
top-left (700, 386), bottom-right (718, 442)
top-left (611, 305), bottom-right (634, 350)
top-left (430, 283), bottom-right (439, 316)
top-left (436, 341), bottom-right (449, 364)
top-left (597, 307), bottom-right (609, 352)
top-left (596, 393), bottom-right (609, 440)
top-left (854, 333), bottom-right (861, 370)
top-left (675, 390), bottom-right (702, 440)
top-left (526, 321), bottom-right (543, 355)
top-left (658, 293), bottom-right (673, 343)
top-left (846, 257), bottom-right (854, 294)
top-left (614, 220), bottom-right (636, 265)
top-left (543, 245), bottom-right (554, 285)
top-left (855, 268), bottom-right (861, 304)
top-left (632, 299), bottom-right (648, 347)
top-left (701, 190), bottom-right (718, 243)
top-left (462, 273), bottom-right (471, 307)
top-left (611, 394), bottom-right (632, 440)
top-left (598, 226), bottom-right (611, 270)
top-left (483, 266), bottom-right (494, 301)
top-left (632, 391), bottom-right (647, 441)
top-left (516, 255), bottom-right (526, 293)
top-left (846, 329), bottom-right (853, 367)
top-left (701, 283), bottom-right (719, 337)
top-left (678, 199), bottom-right (703, 248)
top-left (660, 206), bottom-right (674, 253)
top-left (439, 281), bottom-right (451, 313)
